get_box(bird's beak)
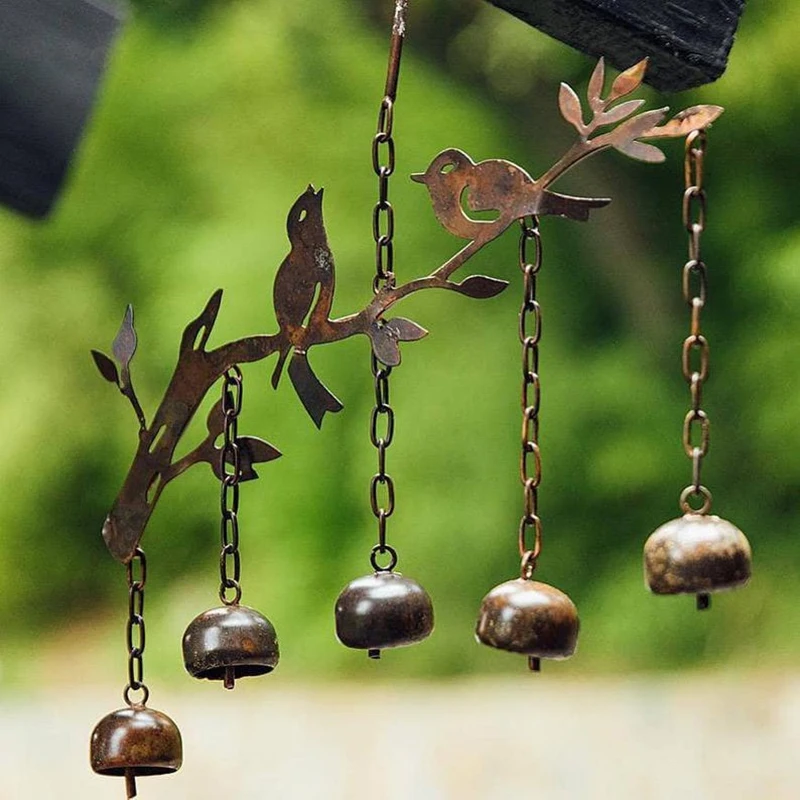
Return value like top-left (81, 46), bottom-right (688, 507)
top-left (410, 172), bottom-right (426, 184)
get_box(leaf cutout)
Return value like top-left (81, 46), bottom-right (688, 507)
top-left (384, 318), bottom-right (428, 342)
top-left (614, 139), bottom-right (666, 163)
top-left (112, 305), bottom-right (137, 368)
top-left (597, 99), bottom-right (645, 127)
top-left (640, 105), bottom-right (725, 139)
top-left (451, 275), bottom-right (509, 299)
top-left (558, 83), bottom-right (585, 132)
top-left (608, 59), bottom-right (648, 101)
top-left (91, 350), bottom-right (120, 385)
top-left (607, 108), bottom-right (668, 147)
top-left (239, 436), bottom-right (282, 464)
top-left (369, 325), bottom-right (401, 367)
top-left (587, 58), bottom-right (605, 110)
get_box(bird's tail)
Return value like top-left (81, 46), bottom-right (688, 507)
top-left (271, 346), bottom-right (290, 389)
top-left (288, 350), bottom-right (343, 429)
top-left (537, 191), bottom-right (611, 222)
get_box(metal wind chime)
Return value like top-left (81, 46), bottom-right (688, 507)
top-left (88, 0), bottom-right (751, 794)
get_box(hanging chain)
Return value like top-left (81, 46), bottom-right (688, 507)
top-left (519, 216), bottom-right (543, 580)
top-left (220, 366), bottom-right (244, 604)
top-left (368, 0), bottom-right (406, 574)
top-left (679, 130), bottom-right (712, 517)
top-left (123, 547), bottom-right (149, 707)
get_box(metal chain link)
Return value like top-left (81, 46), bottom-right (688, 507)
top-left (123, 547), bottom-right (149, 707)
top-left (679, 130), bottom-right (713, 516)
top-left (220, 366), bottom-right (244, 604)
top-left (518, 216), bottom-right (543, 580)
top-left (368, 5), bottom-right (404, 575)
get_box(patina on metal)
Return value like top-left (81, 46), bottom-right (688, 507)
top-left (90, 706), bottom-right (182, 799)
top-left (476, 579), bottom-right (579, 667)
top-left (182, 605), bottom-right (279, 687)
top-left (93, 53), bottom-right (724, 566)
top-left (644, 514), bottom-right (751, 598)
top-left (335, 572), bottom-right (434, 657)
top-left (644, 130), bottom-right (751, 609)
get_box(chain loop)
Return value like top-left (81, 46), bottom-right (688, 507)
top-left (678, 131), bottom-right (713, 515)
top-left (219, 366), bottom-right (245, 604)
top-left (123, 547), bottom-right (148, 706)
top-left (518, 216), bottom-right (544, 576)
top-left (366, 15), bottom-right (405, 573)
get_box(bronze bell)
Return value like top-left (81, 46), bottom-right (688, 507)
top-left (90, 705), bottom-right (182, 798)
top-left (644, 513), bottom-right (752, 609)
top-left (182, 604), bottom-right (279, 689)
top-left (475, 579), bottom-right (579, 671)
top-left (335, 571), bottom-right (434, 659)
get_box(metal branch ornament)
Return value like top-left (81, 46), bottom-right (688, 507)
top-left (93, 56), bottom-right (723, 566)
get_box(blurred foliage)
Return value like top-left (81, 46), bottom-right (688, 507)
top-left (0, 0), bottom-right (797, 687)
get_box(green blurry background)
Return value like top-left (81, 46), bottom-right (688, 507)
top-left (0, 0), bottom-right (796, 687)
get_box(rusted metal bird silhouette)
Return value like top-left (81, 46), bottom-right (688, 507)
top-left (272, 185), bottom-right (343, 428)
top-left (410, 148), bottom-right (610, 246)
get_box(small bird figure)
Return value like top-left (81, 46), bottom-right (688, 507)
top-left (272, 185), bottom-right (343, 428)
top-left (411, 148), bottom-right (610, 245)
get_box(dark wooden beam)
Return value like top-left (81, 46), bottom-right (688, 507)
top-left (486, 0), bottom-right (746, 92)
top-left (0, 0), bottom-right (124, 218)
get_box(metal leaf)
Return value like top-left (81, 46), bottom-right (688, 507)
top-left (450, 275), bottom-right (509, 299)
top-left (614, 139), bottom-right (666, 163)
top-left (607, 108), bottom-right (668, 148)
top-left (558, 83), bottom-right (584, 132)
top-left (384, 318), bottom-right (428, 342)
top-left (239, 436), bottom-right (282, 464)
top-left (112, 304), bottom-right (137, 368)
top-left (369, 325), bottom-right (401, 367)
top-left (641, 105), bottom-right (725, 139)
top-left (587, 57), bottom-right (605, 109)
top-left (91, 350), bottom-right (119, 385)
top-left (598, 99), bottom-right (645, 127)
top-left (608, 59), bottom-right (648, 101)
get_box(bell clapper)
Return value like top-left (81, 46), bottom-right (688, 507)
top-left (125, 769), bottom-right (137, 798)
top-left (528, 656), bottom-right (541, 672)
top-left (697, 593), bottom-right (711, 611)
top-left (368, 649), bottom-right (381, 660)
top-left (224, 665), bottom-right (236, 690)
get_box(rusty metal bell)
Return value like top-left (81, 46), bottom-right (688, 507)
top-left (335, 571), bottom-right (434, 658)
top-left (90, 705), bottom-right (182, 798)
top-left (475, 579), bottom-right (579, 671)
top-left (644, 513), bottom-right (751, 608)
top-left (182, 604), bottom-right (279, 689)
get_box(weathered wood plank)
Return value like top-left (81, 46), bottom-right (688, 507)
top-left (486, 0), bottom-right (746, 91)
top-left (0, 0), bottom-right (124, 218)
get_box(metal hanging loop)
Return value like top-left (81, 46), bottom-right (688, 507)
top-left (475, 216), bottom-right (579, 673)
top-left (334, 0), bottom-right (434, 662)
top-left (644, 128), bottom-right (752, 610)
top-left (219, 365), bottom-right (244, 606)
